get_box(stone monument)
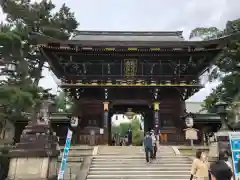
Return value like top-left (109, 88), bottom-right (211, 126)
top-left (7, 94), bottom-right (60, 180)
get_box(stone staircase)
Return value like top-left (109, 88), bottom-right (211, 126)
top-left (86, 146), bottom-right (192, 180)
top-left (58, 145), bottom-right (93, 180)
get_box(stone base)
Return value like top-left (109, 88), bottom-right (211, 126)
top-left (7, 157), bottom-right (57, 180)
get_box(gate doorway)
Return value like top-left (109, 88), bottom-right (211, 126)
top-left (108, 103), bottom-right (153, 145)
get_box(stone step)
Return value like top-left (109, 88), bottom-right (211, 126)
top-left (92, 158), bottom-right (189, 161)
top-left (58, 157), bottom-right (84, 162)
top-left (87, 146), bottom-right (189, 180)
top-left (87, 179), bottom-right (188, 180)
top-left (60, 152), bottom-right (92, 157)
top-left (88, 170), bottom-right (189, 175)
top-left (60, 145), bottom-right (93, 150)
top-left (90, 167), bottom-right (190, 171)
top-left (94, 155), bottom-right (187, 159)
top-left (90, 164), bottom-right (191, 168)
top-left (98, 151), bottom-right (174, 154)
top-left (91, 161), bottom-right (191, 164)
top-left (87, 174), bottom-right (190, 179)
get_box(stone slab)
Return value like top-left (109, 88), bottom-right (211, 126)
top-left (90, 167), bottom-right (190, 171)
top-left (8, 157), bottom-right (57, 179)
top-left (87, 174), bottom-right (190, 179)
top-left (87, 179), bottom-right (188, 180)
top-left (88, 170), bottom-right (190, 175)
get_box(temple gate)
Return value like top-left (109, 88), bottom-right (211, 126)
top-left (34, 31), bottom-right (233, 145)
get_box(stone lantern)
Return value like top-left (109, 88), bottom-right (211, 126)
top-left (208, 101), bottom-right (232, 162)
top-left (7, 93), bottom-right (60, 180)
top-left (216, 101), bottom-right (228, 131)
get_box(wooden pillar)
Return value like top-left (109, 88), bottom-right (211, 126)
top-left (103, 102), bottom-right (109, 144)
top-left (153, 102), bottom-right (160, 132)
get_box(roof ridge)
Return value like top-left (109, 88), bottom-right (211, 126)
top-left (73, 30), bottom-right (183, 37)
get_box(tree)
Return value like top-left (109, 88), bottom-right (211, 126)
top-left (111, 116), bottom-right (143, 146)
top-left (0, 23), bottom-right (37, 122)
top-left (131, 117), bottom-right (144, 146)
top-left (54, 91), bottom-right (73, 113)
top-left (0, 0), bottom-right (79, 132)
top-left (190, 19), bottom-right (240, 113)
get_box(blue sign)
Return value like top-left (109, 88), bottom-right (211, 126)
top-left (57, 129), bottom-right (73, 180)
top-left (229, 132), bottom-right (240, 180)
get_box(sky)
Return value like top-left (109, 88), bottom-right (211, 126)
top-left (1, 0), bottom-right (240, 102)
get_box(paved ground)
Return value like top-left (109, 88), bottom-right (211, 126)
top-left (86, 146), bottom-right (192, 180)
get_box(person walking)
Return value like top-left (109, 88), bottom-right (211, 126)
top-left (190, 150), bottom-right (209, 180)
top-left (150, 130), bottom-right (157, 159)
top-left (143, 132), bottom-right (153, 163)
top-left (218, 151), bottom-right (232, 171)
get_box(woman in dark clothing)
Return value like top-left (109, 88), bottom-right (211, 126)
top-left (218, 150), bottom-right (232, 171)
top-left (209, 160), bottom-right (232, 180)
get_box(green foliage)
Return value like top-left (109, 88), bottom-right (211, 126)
top-left (189, 27), bottom-right (222, 40)
top-left (54, 91), bottom-right (73, 113)
top-left (119, 122), bottom-right (131, 136)
top-left (131, 118), bottom-right (144, 146)
top-left (190, 18), bottom-right (240, 113)
top-left (0, 0), bottom-right (79, 126)
top-left (112, 116), bottom-right (144, 146)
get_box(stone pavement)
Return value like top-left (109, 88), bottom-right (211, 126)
top-left (86, 146), bottom-right (192, 180)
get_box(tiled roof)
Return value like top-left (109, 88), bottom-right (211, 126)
top-left (71, 31), bottom-right (184, 42)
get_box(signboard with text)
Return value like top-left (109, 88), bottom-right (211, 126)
top-left (184, 128), bottom-right (198, 140)
top-left (57, 129), bottom-right (73, 180)
top-left (229, 132), bottom-right (240, 180)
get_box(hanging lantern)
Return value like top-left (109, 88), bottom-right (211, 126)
top-left (125, 108), bottom-right (136, 120)
top-left (6, 63), bottom-right (16, 72)
top-left (70, 116), bottom-right (79, 127)
top-left (185, 116), bottom-right (194, 128)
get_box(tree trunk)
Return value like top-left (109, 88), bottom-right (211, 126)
top-left (33, 60), bottom-right (44, 85)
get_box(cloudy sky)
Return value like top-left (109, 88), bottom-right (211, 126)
top-left (1, 0), bottom-right (240, 101)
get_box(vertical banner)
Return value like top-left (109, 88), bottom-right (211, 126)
top-left (57, 129), bottom-right (73, 180)
top-left (229, 132), bottom-right (240, 180)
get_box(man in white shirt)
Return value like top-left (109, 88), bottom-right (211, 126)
top-left (151, 130), bottom-right (157, 159)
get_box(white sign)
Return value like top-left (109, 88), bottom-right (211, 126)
top-left (184, 128), bottom-right (198, 140)
top-left (229, 132), bottom-right (240, 180)
top-left (100, 128), bottom-right (104, 135)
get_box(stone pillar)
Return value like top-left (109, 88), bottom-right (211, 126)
top-left (103, 102), bottom-right (109, 144)
top-left (7, 97), bottom-right (60, 180)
